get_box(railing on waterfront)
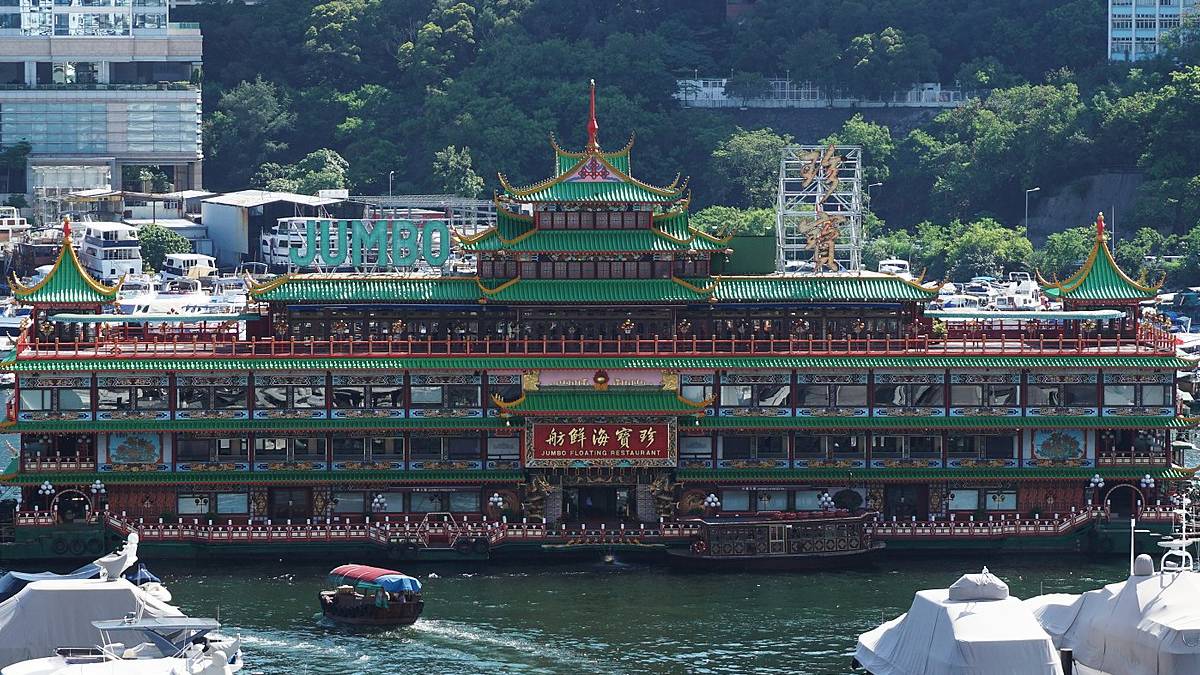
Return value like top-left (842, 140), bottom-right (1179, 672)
top-left (100, 514), bottom-right (702, 548)
top-left (867, 508), bottom-right (1106, 539)
top-left (19, 326), bottom-right (1178, 360)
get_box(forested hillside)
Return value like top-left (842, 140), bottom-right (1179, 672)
top-left (179, 0), bottom-right (1200, 283)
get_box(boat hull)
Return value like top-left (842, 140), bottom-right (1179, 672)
top-left (319, 592), bottom-right (423, 626)
top-left (665, 543), bottom-right (884, 572)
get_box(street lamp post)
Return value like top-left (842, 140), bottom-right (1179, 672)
top-left (1025, 186), bottom-right (1041, 230)
top-left (388, 171), bottom-right (395, 199)
top-left (867, 182), bottom-right (882, 213)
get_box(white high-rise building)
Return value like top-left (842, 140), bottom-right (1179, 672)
top-left (0, 1), bottom-right (203, 222)
top-left (1109, 0), bottom-right (1197, 61)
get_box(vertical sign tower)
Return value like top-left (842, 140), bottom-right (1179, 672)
top-left (775, 144), bottom-right (863, 272)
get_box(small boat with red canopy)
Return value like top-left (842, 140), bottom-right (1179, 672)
top-left (319, 564), bottom-right (424, 626)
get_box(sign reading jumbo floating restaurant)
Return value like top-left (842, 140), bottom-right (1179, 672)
top-left (289, 219), bottom-right (451, 268)
top-left (0, 81), bottom-right (1192, 563)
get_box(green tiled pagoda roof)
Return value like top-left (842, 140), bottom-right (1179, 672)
top-left (697, 416), bottom-right (1194, 430)
top-left (3, 470), bottom-right (524, 486)
top-left (249, 274), bottom-right (936, 304)
top-left (677, 466), bottom-right (1194, 482)
top-left (11, 231), bottom-right (120, 304)
top-left (499, 139), bottom-right (685, 204)
top-left (3, 417), bottom-right (506, 434)
top-left (249, 275), bottom-right (482, 303)
top-left (8, 355), bottom-right (1194, 373)
top-left (497, 389), bottom-right (708, 415)
top-left (1041, 218), bottom-right (1159, 301)
top-left (552, 134), bottom-right (633, 175)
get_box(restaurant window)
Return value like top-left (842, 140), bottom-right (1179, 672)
top-left (449, 491), bottom-right (480, 512)
top-left (1103, 385), bottom-right (1135, 406)
top-left (331, 386), bottom-right (365, 408)
top-left (177, 495), bottom-right (210, 515)
top-left (135, 387), bottom-right (168, 409)
top-left (410, 385), bottom-right (480, 408)
top-left (719, 489), bottom-right (750, 511)
top-left (59, 388), bottom-right (92, 410)
top-left (679, 435), bottom-right (713, 461)
top-left (447, 436), bottom-right (481, 460)
top-left (1142, 385), bottom-right (1172, 406)
top-left (754, 490), bottom-right (787, 511)
top-left (873, 383), bottom-right (944, 407)
top-left (950, 384), bottom-right (1018, 407)
top-left (411, 492), bottom-right (449, 512)
top-left (795, 384), bottom-right (831, 407)
top-left (794, 490), bottom-right (822, 511)
top-left (332, 492), bottom-right (366, 514)
top-left (410, 436), bottom-right (442, 461)
top-left (719, 435), bottom-right (786, 459)
top-left (370, 437), bottom-right (404, 459)
top-left (720, 383), bottom-right (791, 407)
top-left (983, 490), bottom-right (1017, 510)
top-left (947, 489), bottom-right (980, 510)
top-left (177, 435), bottom-right (247, 462)
top-left (215, 493), bottom-right (249, 514)
top-left (1027, 383), bottom-right (1098, 406)
top-left (680, 384), bottom-right (714, 404)
top-left (96, 388), bottom-right (133, 409)
top-left (873, 435), bottom-right (943, 458)
top-left (486, 436), bottom-right (519, 461)
top-left (947, 434), bottom-right (1015, 459)
top-left (19, 389), bottom-right (52, 411)
top-left (793, 435), bottom-right (824, 456)
top-left (831, 385), bottom-right (868, 406)
top-left (332, 437), bottom-right (367, 461)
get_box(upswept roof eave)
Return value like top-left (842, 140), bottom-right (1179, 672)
top-left (12, 234), bottom-right (122, 303)
top-left (1038, 222), bottom-right (1159, 300)
top-left (499, 152), bottom-right (686, 202)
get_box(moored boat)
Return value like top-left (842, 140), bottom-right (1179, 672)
top-left (666, 511), bottom-right (884, 571)
top-left (319, 564), bottom-right (423, 626)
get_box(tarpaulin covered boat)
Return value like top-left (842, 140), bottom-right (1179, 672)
top-left (320, 564), bottom-right (424, 626)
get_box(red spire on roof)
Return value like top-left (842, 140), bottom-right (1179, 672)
top-left (586, 79), bottom-right (599, 151)
top-left (61, 216), bottom-right (71, 239)
top-left (1096, 212), bottom-right (1105, 239)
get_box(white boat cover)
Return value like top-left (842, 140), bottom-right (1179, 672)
top-left (856, 569), bottom-right (1063, 675)
top-left (0, 578), bottom-right (182, 668)
top-left (1026, 565), bottom-right (1200, 675)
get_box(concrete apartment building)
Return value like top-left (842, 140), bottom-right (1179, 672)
top-left (1109, 0), bottom-right (1196, 61)
top-left (0, 0), bottom-right (202, 223)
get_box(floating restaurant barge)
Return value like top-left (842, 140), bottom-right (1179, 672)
top-left (0, 91), bottom-right (1195, 562)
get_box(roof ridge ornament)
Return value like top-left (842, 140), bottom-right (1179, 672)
top-left (1096, 211), bottom-right (1106, 239)
top-left (586, 79), bottom-right (600, 152)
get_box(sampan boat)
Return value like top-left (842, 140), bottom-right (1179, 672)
top-left (319, 564), bottom-right (424, 626)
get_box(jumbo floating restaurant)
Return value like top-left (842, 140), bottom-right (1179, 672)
top-left (0, 86), bottom-right (1194, 562)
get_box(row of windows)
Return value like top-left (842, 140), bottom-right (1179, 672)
top-left (175, 490), bottom-right (482, 516)
top-left (684, 383), bottom-right (1173, 408)
top-left (679, 434), bottom-right (1019, 460)
top-left (478, 257), bottom-right (710, 279)
top-left (20, 381), bottom-right (1173, 413)
top-left (172, 434), bottom-right (519, 463)
top-left (20, 383), bottom-right (498, 411)
top-left (712, 488), bottom-right (1016, 513)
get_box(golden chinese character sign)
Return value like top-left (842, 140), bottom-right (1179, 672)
top-left (528, 423), bottom-right (675, 467)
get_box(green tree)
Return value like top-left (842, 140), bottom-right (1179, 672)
top-left (723, 71), bottom-right (772, 106)
top-left (784, 29), bottom-right (843, 104)
top-left (954, 57), bottom-right (1020, 91)
top-left (432, 145), bottom-right (484, 198)
top-left (690, 206), bottom-right (776, 237)
top-left (710, 127), bottom-right (793, 209)
top-left (254, 148), bottom-right (349, 195)
top-left (204, 77), bottom-right (296, 190)
top-left (944, 218), bottom-right (1034, 280)
top-left (397, 2), bottom-right (479, 90)
top-left (138, 223), bottom-right (192, 272)
top-left (1030, 226), bottom-right (1092, 280)
top-left (821, 113), bottom-right (894, 185)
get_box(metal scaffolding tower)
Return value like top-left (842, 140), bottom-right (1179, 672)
top-left (775, 145), bottom-right (863, 272)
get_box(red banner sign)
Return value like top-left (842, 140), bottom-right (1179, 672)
top-left (529, 423), bottom-right (671, 465)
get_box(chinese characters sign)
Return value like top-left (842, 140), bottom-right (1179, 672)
top-left (528, 423), bottom-right (674, 467)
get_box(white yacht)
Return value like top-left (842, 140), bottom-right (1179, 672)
top-left (160, 254), bottom-right (217, 282)
top-left (0, 207), bottom-right (31, 245)
top-left (1, 618), bottom-right (242, 675)
top-left (855, 568), bottom-right (1063, 674)
top-left (0, 535), bottom-right (185, 670)
top-left (77, 223), bottom-right (143, 283)
top-left (115, 279), bottom-right (212, 316)
top-left (878, 258), bottom-right (914, 281)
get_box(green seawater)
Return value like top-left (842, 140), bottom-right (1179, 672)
top-left (146, 554), bottom-right (1131, 675)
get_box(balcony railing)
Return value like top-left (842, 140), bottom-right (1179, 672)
top-left (21, 457), bottom-right (97, 472)
top-left (19, 326), bottom-right (1178, 360)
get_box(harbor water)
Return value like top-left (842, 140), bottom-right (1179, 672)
top-left (153, 555), bottom-right (1130, 675)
